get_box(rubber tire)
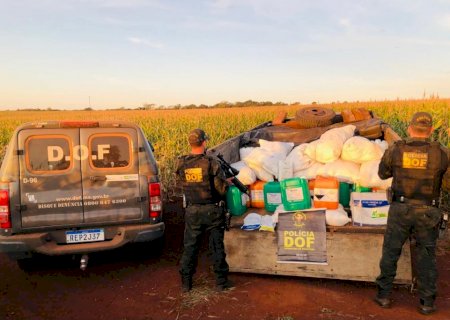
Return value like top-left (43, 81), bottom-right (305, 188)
top-left (295, 107), bottom-right (336, 128)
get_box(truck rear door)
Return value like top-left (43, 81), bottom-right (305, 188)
top-left (18, 129), bottom-right (83, 228)
top-left (80, 128), bottom-right (141, 224)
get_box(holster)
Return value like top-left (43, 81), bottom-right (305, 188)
top-left (225, 210), bottom-right (231, 231)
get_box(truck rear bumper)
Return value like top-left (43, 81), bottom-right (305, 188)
top-left (0, 222), bottom-right (165, 256)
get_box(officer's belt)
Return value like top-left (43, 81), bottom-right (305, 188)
top-left (393, 196), bottom-right (438, 207)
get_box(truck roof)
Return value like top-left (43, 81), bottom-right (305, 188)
top-left (15, 121), bottom-right (142, 130)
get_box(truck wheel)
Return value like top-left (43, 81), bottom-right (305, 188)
top-left (295, 107), bottom-right (336, 128)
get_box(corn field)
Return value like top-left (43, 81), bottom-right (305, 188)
top-left (0, 99), bottom-right (449, 193)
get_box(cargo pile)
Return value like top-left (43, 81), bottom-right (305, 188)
top-left (228, 124), bottom-right (393, 227)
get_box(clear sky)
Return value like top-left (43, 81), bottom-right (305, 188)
top-left (1, 0), bottom-right (450, 110)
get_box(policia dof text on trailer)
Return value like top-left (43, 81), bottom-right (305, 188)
top-left (374, 112), bottom-right (450, 315)
top-left (176, 129), bottom-right (233, 293)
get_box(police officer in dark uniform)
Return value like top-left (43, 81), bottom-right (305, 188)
top-left (374, 112), bottom-right (450, 315)
top-left (176, 128), bottom-right (233, 293)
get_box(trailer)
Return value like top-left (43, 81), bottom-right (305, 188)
top-left (209, 114), bottom-right (413, 285)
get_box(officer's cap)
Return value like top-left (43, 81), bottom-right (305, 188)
top-left (410, 112), bottom-right (432, 128)
top-left (188, 128), bottom-right (209, 145)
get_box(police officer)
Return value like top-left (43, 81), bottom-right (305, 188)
top-left (176, 128), bottom-right (233, 293)
top-left (374, 112), bottom-right (450, 315)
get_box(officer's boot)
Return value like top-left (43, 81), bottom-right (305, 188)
top-left (215, 277), bottom-right (234, 292)
top-left (181, 276), bottom-right (192, 293)
top-left (418, 298), bottom-right (436, 315)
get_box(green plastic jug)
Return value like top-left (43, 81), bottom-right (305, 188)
top-left (339, 182), bottom-right (352, 207)
top-left (281, 177), bottom-right (311, 211)
top-left (226, 186), bottom-right (247, 216)
top-left (264, 181), bottom-right (282, 212)
top-left (353, 183), bottom-right (372, 193)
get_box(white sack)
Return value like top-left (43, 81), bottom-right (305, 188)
top-left (236, 165), bottom-right (257, 185)
top-left (272, 204), bottom-right (287, 223)
top-left (259, 139), bottom-right (294, 157)
top-left (315, 139), bottom-right (342, 163)
top-left (359, 160), bottom-right (393, 189)
top-left (326, 204), bottom-right (351, 226)
top-left (320, 125), bottom-right (356, 143)
top-left (244, 147), bottom-right (285, 179)
top-left (262, 154), bottom-right (285, 178)
top-left (304, 140), bottom-right (320, 161)
top-left (243, 148), bottom-right (270, 170)
top-left (239, 147), bottom-right (255, 161)
top-left (305, 125), bottom-right (356, 164)
top-left (230, 161), bottom-right (246, 171)
top-left (374, 139), bottom-right (389, 153)
top-left (278, 160), bottom-right (294, 181)
top-left (243, 148), bottom-right (274, 181)
top-left (294, 162), bottom-right (324, 180)
top-left (286, 144), bottom-right (315, 172)
top-left (251, 166), bottom-right (274, 182)
top-left (341, 136), bottom-right (384, 164)
top-left (316, 159), bottom-right (360, 183)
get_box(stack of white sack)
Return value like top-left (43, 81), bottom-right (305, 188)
top-left (326, 204), bottom-right (351, 226)
top-left (241, 140), bottom-right (294, 181)
top-left (288, 134), bottom-right (359, 183)
top-left (305, 125), bottom-right (356, 163)
top-left (237, 127), bottom-right (391, 187)
top-left (359, 159), bottom-right (393, 189)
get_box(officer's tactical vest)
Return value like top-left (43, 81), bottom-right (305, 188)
top-left (178, 155), bottom-right (219, 205)
top-left (392, 140), bottom-right (443, 201)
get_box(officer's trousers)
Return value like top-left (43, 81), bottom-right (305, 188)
top-left (179, 204), bottom-right (229, 285)
top-left (376, 201), bottom-right (441, 305)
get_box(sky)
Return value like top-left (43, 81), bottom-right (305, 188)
top-left (1, 0), bottom-right (450, 110)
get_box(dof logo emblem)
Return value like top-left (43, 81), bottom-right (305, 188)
top-left (293, 211), bottom-right (307, 227)
top-left (402, 152), bottom-right (428, 169)
top-left (185, 168), bottom-right (203, 182)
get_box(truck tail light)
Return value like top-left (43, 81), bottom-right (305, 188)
top-left (0, 190), bottom-right (11, 229)
top-left (148, 182), bottom-right (162, 219)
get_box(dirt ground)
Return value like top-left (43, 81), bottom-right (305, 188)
top-left (1, 201), bottom-right (450, 320)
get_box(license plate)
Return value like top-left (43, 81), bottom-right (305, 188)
top-left (66, 229), bottom-right (105, 244)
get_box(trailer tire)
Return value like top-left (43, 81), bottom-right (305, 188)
top-left (295, 107), bottom-right (336, 128)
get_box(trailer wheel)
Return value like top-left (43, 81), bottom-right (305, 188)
top-left (295, 107), bottom-right (336, 128)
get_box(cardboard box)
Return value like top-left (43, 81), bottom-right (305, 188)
top-left (350, 192), bottom-right (389, 226)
